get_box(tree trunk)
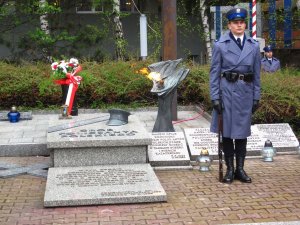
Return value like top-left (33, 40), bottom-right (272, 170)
top-left (113, 0), bottom-right (126, 61)
top-left (39, 0), bottom-right (52, 62)
top-left (199, 0), bottom-right (212, 63)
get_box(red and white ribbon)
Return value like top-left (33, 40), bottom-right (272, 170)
top-left (54, 65), bottom-right (82, 115)
top-left (252, 0), bottom-right (257, 39)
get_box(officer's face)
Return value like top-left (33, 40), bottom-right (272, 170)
top-left (228, 20), bottom-right (246, 36)
top-left (265, 51), bottom-right (273, 58)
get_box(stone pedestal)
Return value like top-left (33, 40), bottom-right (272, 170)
top-left (47, 115), bottom-right (151, 167)
top-left (45, 114), bottom-right (167, 207)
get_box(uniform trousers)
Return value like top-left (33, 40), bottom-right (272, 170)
top-left (223, 137), bottom-right (247, 157)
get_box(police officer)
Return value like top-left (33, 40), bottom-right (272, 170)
top-left (209, 8), bottom-right (261, 184)
top-left (261, 45), bottom-right (281, 73)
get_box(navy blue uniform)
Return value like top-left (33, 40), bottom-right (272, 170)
top-left (210, 31), bottom-right (261, 139)
top-left (261, 57), bottom-right (280, 73)
top-left (209, 7), bottom-right (261, 184)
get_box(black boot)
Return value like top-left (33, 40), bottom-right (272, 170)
top-left (223, 156), bottom-right (234, 184)
top-left (235, 156), bottom-right (252, 183)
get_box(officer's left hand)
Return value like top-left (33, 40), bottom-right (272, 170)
top-left (252, 100), bottom-right (259, 113)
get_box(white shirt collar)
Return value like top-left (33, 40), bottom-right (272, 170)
top-left (233, 34), bottom-right (244, 42)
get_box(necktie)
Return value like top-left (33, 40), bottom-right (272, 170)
top-left (237, 38), bottom-right (242, 49)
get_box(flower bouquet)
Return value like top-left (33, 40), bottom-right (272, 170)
top-left (51, 58), bottom-right (82, 117)
top-left (51, 58), bottom-right (82, 81)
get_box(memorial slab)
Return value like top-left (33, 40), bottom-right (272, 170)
top-left (184, 128), bottom-right (218, 160)
top-left (252, 123), bottom-right (299, 151)
top-left (148, 132), bottom-right (191, 167)
top-left (47, 115), bottom-right (152, 167)
top-left (184, 124), bottom-right (299, 160)
top-left (44, 164), bottom-right (167, 207)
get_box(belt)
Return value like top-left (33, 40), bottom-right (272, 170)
top-left (222, 72), bottom-right (253, 82)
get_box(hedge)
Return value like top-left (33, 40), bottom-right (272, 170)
top-left (0, 60), bottom-right (299, 137)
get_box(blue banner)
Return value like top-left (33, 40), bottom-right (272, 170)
top-left (216, 6), bottom-right (221, 40)
top-left (284, 0), bottom-right (292, 48)
top-left (269, 0), bottom-right (276, 48)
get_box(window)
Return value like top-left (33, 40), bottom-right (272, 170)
top-left (120, 0), bottom-right (141, 13)
top-left (76, 0), bottom-right (103, 14)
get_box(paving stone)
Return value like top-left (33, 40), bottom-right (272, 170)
top-left (0, 167), bottom-right (28, 178)
top-left (0, 138), bottom-right (9, 144)
top-left (9, 137), bottom-right (33, 143)
top-left (27, 169), bottom-right (48, 178)
top-left (0, 143), bottom-right (48, 156)
top-left (0, 160), bottom-right (50, 178)
top-left (0, 132), bottom-right (23, 138)
top-left (23, 131), bottom-right (47, 138)
top-left (225, 222), bottom-right (300, 225)
top-left (0, 161), bottom-right (20, 169)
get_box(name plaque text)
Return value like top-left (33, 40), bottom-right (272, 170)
top-left (148, 132), bottom-right (190, 166)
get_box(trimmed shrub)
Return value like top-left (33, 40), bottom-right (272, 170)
top-left (0, 60), bottom-right (299, 137)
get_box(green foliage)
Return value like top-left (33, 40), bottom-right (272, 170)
top-left (18, 23), bottom-right (106, 60)
top-left (1, 1), bottom-right (108, 61)
top-left (0, 60), bottom-right (299, 137)
top-left (75, 25), bottom-right (105, 46)
top-left (147, 15), bottom-right (162, 60)
top-left (79, 60), bottom-right (154, 105)
top-left (253, 69), bottom-right (300, 135)
top-left (0, 61), bottom-right (61, 108)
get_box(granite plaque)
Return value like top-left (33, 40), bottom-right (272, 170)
top-left (47, 115), bottom-right (151, 149)
top-left (184, 124), bottom-right (299, 160)
top-left (148, 132), bottom-right (190, 166)
top-left (184, 128), bottom-right (218, 160)
top-left (246, 126), bottom-right (265, 153)
top-left (44, 164), bottom-right (167, 207)
top-left (253, 123), bottom-right (299, 149)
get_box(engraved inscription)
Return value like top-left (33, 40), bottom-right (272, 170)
top-left (255, 124), bottom-right (299, 148)
top-left (59, 129), bottom-right (138, 138)
top-left (247, 126), bottom-right (264, 151)
top-left (56, 168), bottom-right (148, 187)
top-left (149, 132), bottom-right (189, 160)
top-left (101, 190), bottom-right (162, 197)
top-left (184, 128), bottom-right (218, 155)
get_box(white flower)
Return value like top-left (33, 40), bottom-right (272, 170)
top-left (58, 62), bottom-right (68, 74)
top-left (69, 58), bottom-right (79, 65)
top-left (50, 58), bottom-right (80, 75)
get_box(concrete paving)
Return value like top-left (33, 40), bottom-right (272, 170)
top-left (0, 106), bottom-right (210, 157)
top-left (0, 106), bottom-right (300, 225)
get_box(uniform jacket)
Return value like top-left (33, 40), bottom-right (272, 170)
top-left (261, 57), bottom-right (280, 73)
top-left (209, 31), bottom-right (261, 139)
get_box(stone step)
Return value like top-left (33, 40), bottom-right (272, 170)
top-left (44, 163), bottom-right (167, 207)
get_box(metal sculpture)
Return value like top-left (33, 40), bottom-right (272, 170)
top-left (148, 59), bottom-right (189, 132)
